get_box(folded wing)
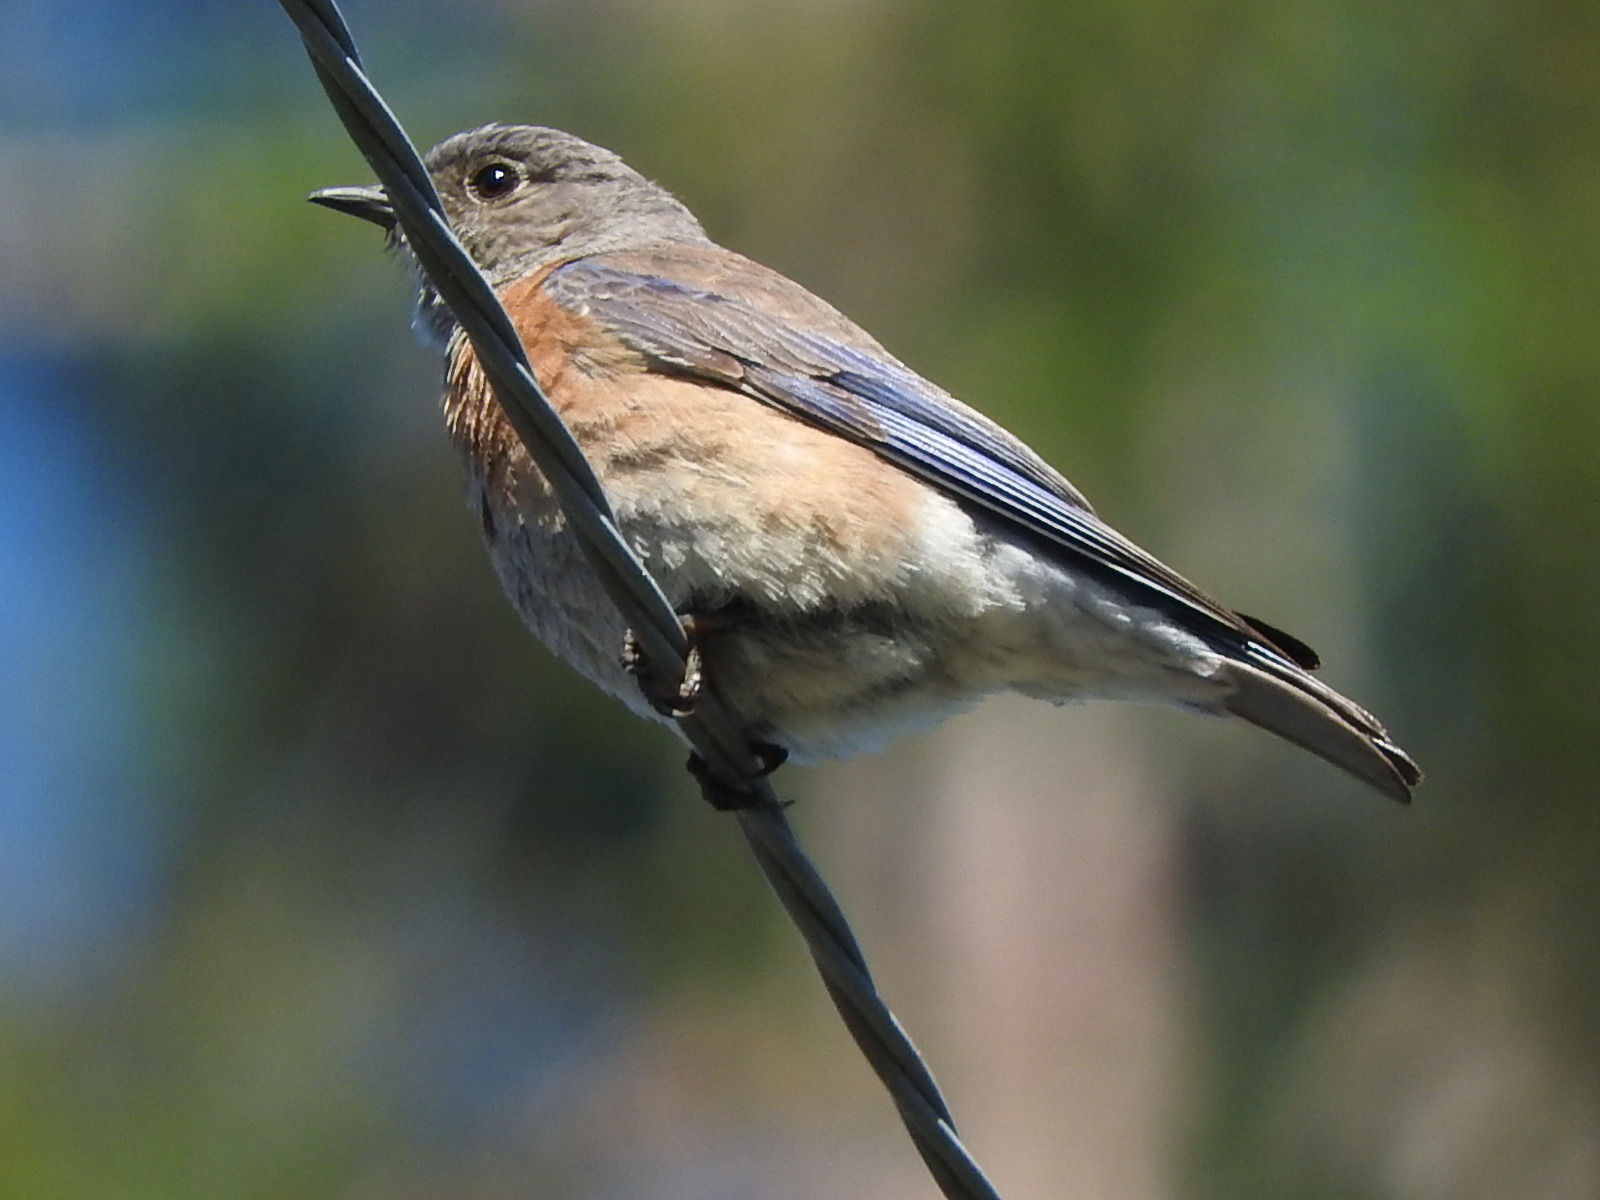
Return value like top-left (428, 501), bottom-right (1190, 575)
top-left (544, 248), bottom-right (1420, 799)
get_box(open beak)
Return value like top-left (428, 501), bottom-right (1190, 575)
top-left (307, 184), bottom-right (395, 230)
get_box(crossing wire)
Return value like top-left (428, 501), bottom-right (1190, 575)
top-left (276, 4), bottom-right (1007, 1196)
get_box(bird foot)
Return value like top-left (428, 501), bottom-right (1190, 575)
top-left (687, 743), bottom-right (790, 811)
top-left (621, 616), bottom-right (704, 719)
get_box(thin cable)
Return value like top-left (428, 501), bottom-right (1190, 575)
top-left (277, 4), bottom-right (1005, 1196)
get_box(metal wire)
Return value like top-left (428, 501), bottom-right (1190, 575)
top-left (277, 3), bottom-right (1006, 1196)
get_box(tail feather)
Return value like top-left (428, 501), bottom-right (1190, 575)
top-left (1218, 657), bottom-right (1421, 803)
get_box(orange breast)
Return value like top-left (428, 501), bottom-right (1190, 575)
top-left (442, 271), bottom-right (931, 603)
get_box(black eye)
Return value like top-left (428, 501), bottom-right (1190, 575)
top-left (468, 161), bottom-right (521, 201)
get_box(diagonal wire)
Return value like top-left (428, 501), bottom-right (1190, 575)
top-left (277, 3), bottom-right (1005, 1196)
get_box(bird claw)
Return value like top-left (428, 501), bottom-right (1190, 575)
top-left (686, 742), bottom-right (790, 811)
top-left (621, 616), bottom-right (703, 718)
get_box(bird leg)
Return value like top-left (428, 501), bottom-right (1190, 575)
top-left (621, 600), bottom-right (790, 809)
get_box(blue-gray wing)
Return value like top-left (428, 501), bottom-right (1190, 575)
top-left (545, 252), bottom-right (1315, 668)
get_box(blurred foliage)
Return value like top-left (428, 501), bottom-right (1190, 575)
top-left (0, 0), bottom-right (1597, 1197)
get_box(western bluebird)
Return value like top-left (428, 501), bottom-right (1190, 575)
top-left (311, 123), bottom-right (1420, 802)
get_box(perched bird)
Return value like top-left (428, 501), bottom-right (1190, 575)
top-left (311, 124), bottom-right (1420, 802)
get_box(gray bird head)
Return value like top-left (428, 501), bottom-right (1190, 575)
top-left (310, 125), bottom-right (710, 337)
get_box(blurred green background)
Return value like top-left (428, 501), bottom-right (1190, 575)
top-left (1, 0), bottom-right (1597, 1197)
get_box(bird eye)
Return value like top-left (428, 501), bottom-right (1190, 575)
top-left (467, 161), bottom-right (521, 201)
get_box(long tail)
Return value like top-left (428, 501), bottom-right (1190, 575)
top-left (1217, 653), bottom-right (1421, 802)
